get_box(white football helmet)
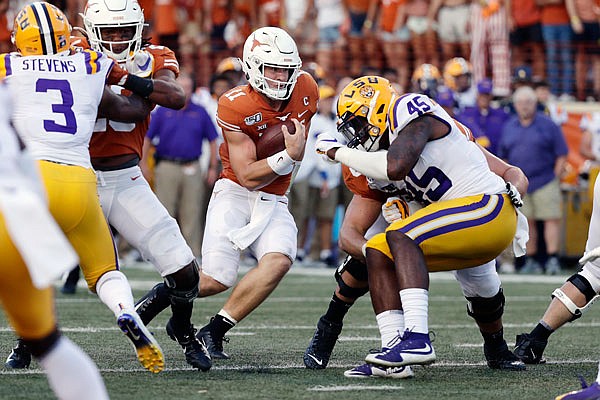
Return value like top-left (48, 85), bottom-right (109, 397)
top-left (242, 27), bottom-right (301, 101)
top-left (82, 0), bottom-right (145, 63)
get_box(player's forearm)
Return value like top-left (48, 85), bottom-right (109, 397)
top-left (147, 76), bottom-right (185, 110)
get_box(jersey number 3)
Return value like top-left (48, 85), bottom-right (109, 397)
top-left (36, 79), bottom-right (77, 135)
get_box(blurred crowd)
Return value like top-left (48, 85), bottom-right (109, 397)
top-left (0, 0), bottom-right (598, 100)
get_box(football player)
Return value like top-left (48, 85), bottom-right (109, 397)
top-left (514, 144), bottom-right (600, 367)
top-left (316, 75), bottom-right (527, 372)
top-left (305, 115), bottom-right (530, 377)
top-left (2, 2), bottom-right (164, 374)
top-left (443, 57), bottom-right (476, 110)
top-left (0, 81), bottom-right (109, 400)
top-left (81, 0), bottom-right (210, 371)
top-left (135, 26), bottom-right (319, 360)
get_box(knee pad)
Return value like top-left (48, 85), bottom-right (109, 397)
top-left (23, 329), bottom-right (60, 358)
top-left (551, 273), bottom-right (600, 321)
top-left (164, 259), bottom-right (200, 305)
top-left (466, 288), bottom-right (505, 324)
top-left (335, 256), bottom-right (369, 299)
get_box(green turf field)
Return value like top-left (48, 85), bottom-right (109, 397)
top-left (1, 265), bottom-right (598, 400)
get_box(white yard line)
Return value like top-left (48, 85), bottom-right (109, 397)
top-left (1, 359), bottom-right (597, 375)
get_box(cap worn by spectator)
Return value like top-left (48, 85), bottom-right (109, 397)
top-left (436, 85), bottom-right (455, 107)
top-left (477, 78), bottom-right (493, 95)
top-left (513, 65), bottom-right (532, 84)
top-left (532, 77), bottom-right (549, 90)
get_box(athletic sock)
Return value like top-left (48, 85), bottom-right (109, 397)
top-left (210, 311), bottom-right (237, 338)
top-left (399, 288), bottom-right (429, 335)
top-left (531, 321), bottom-right (554, 341)
top-left (376, 310), bottom-right (404, 349)
top-left (39, 336), bottom-right (109, 400)
top-left (95, 270), bottom-right (134, 317)
top-left (323, 294), bottom-right (352, 324)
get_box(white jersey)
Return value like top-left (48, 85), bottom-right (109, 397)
top-left (389, 93), bottom-right (506, 204)
top-left (0, 50), bottom-right (113, 168)
top-left (0, 81), bottom-right (20, 181)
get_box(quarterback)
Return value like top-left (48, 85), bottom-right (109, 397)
top-left (317, 76), bottom-right (527, 371)
top-left (2, 2), bottom-right (164, 373)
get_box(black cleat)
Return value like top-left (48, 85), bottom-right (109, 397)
top-left (5, 339), bottom-right (31, 369)
top-left (196, 322), bottom-right (230, 360)
top-left (134, 283), bottom-right (170, 325)
top-left (166, 319), bottom-right (212, 371)
top-left (484, 340), bottom-right (526, 371)
top-left (514, 333), bottom-right (547, 364)
top-left (303, 316), bottom-right (343, 369)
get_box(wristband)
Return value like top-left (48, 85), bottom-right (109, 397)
top-left (267, 149), bottom-right (295, 175)
top-left (122, 74), bottom-right (154, 98)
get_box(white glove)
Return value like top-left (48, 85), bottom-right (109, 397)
top-left (125, 50), bottom-right (154, 78)
top-left (381, 196), bottom-right (409, 224)
top-left (506, 182), bottom-right (523, 208)
top-left (580, 246), bottom-right (600, 265)
top-left (315, 132), bottom-right (342, 163)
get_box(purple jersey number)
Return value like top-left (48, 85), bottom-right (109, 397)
top-left (406, 166), bottom-right (452, 205)
top-left (36, 79), bottom-right (77, 134)
top-left (407, 95), bottom-right (431, 116)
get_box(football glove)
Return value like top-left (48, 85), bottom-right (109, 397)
top-left (506, 182), bottom-right (523, 208)
top-left (125, 50), bottom-right (154, 78)
top-left (315, 132), bottom-right (342, 163)
top-left (382, 196), bottom-right (409, 224)
top-left (579, 246), bottom-right (600, 265)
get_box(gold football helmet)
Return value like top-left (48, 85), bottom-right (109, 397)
top-left (412, 63), bottom-right (441, 97)
top-left (12, 2), bottom-right (71, 56)
top-left (336, 76), bottom-right (397, 152)
top-left (443, 57), bottom-right (472, 91)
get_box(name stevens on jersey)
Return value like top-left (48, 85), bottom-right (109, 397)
top-left (21, 58), bottom-right (77, 73)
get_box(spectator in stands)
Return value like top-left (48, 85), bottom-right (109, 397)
top-left (456, 78), bottom-right (510, 155)
top-left (443, 56), bottom-right (477, 110)
top-left (258, 0), bottom-right (283, 27)
top-left (567, 0), bottom-right (600, 101)
top-left (509, 0), bottom-right (545, 80)
top-left (538, 0), bottom-right (574, 100)
top-left (534, 77), bottom-right (569, 126)
top-left (502, 66), bottom-right (547, 114)
top-left (309, 0), bottom-right (347, 77)
top-left (427, 0), bottom-right (471, 62)
top-left (498, 86), bottom-right (569, 275)
top-left (469, 0), bottom-right (511, 98)
top-left (345, 0), bottom-right (378, 76)
top-left (142, 74), bottom-right (219, 256)
top-left (284, 0), bottom-right (317, 59)
top-left (291, 85), bottom-right (342, 266)
top-left (405, 0), bottom-right (439, 69)
top-left (368, 0), bottom-right (411, 92)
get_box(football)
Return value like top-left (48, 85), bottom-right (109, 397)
top-left (255, 120), bottom-right (296, 159)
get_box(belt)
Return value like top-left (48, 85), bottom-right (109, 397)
top-left (155, 155), bottom-right (199, 165)
top-left (93, 156), bottom-right (140, 171)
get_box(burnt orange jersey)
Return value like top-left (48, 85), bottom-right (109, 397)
top-left (217, 72), bottom-right (318, 196)
top-left (88, 44), bottom-right (179, 159)
top-left (342, 165), bottom-right (387, 202)
top-left (379, 0), bottom-right (406, 32)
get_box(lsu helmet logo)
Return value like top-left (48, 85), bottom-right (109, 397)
top-left (12, 2), bottom-right (72, 56)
